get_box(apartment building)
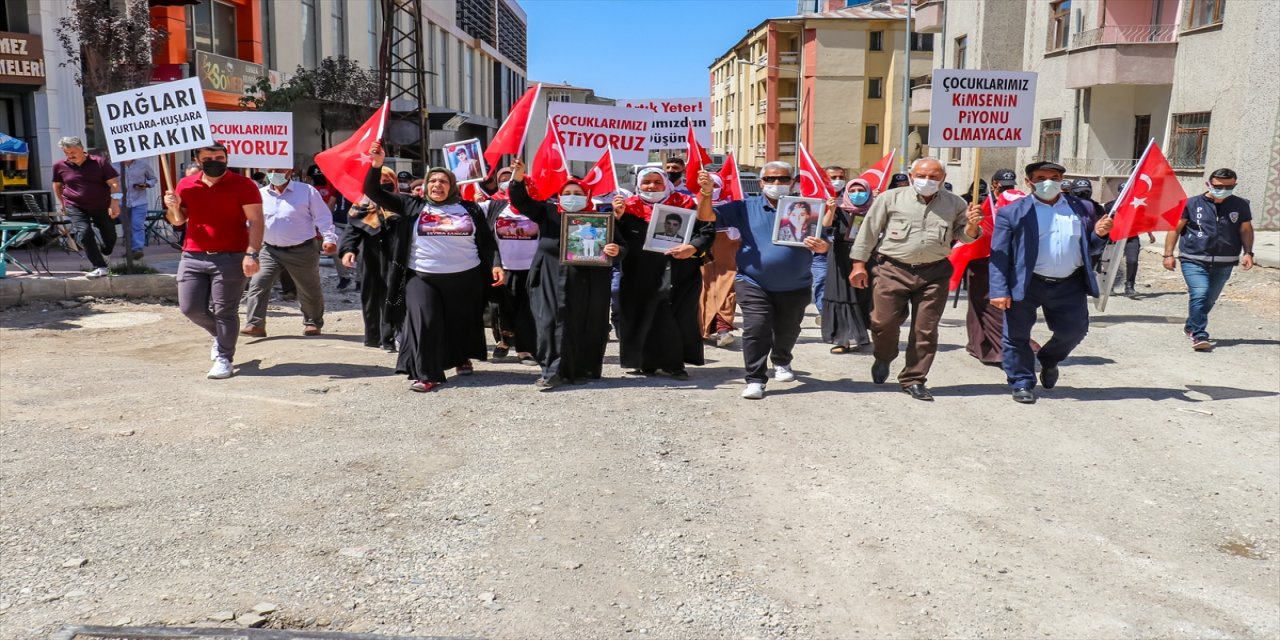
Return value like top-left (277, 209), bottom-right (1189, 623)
top-left (913, 0), bottom-right (1278, 227)
top-left (709, 0), bottom-right (933, 173)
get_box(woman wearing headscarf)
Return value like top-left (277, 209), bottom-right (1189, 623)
top-left (506, 158), bottom-right (620, 388)
top-left (820, 178), bottom-right (873, 353)
top-left (363, 142), bottom-right (504, 393)
top-left (699, 174), bottom-right (740, 348)
top-left (339, 165), bottom-right (400, 350)
top-left (480, 168), bottom-right (538, 365)
top-left (611, 167), bottom-right (715, 378)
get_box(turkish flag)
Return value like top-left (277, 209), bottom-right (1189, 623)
top-left (484, 84), bottom-right (541, 171)
top-left (717, 150), bottom-right (744, 202)
top-left (857, 149), bottom-right (896, 193)
top-left (581, 146), bottom-right (618, 197)
top-left (796, 142), bottom-right (836, 198)
top-left (684, 122), bottom-right (713, 190)
top-left (529, 119), bottom-right (569, 201)
top-left (948, 189), bottom-right (1026, 290)
top-left (1109, 142), bottom-right (1186, 240)
top-left (313, 98), bottom-right (389, 204)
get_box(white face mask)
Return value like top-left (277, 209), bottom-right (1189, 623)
top-left (711, 188), bottom-right (722, 201)
top-left (498, 180), bottom-right (511, 192)
top-left (639, 190), bottom-right (667, 204)
top-left (267, 172), bottom-right (289, 186)
top-left (831, 179), bottom-right (847, 192)
top-left (1207, 185), bottom-right (1234, 199)
top-left (559, 194), bottom-right (588, 212)
top-left (1033, 179), bottom-right (1062, 200)
top-left (911, 177), bottom-right (941, 197)
top-left (762, 184), bottom-right (791, 200)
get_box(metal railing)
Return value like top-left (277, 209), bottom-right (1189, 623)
top-left (1059, 157), bottom-right (1141, 175)
top-left (778, 142), bottom-right (797, 155)
top-left (778, 97), bottom-right (798, 111)
top-left (778, 51), bottom-right (799, 65)
top-left (1071, 24), bottom-right (1177, 49)
top-left (756, 143), bottom-right (766, 157)
top-left (758, 102), bottom-right (768, 114)
top-left (910, 75), bottom-right (931, 90)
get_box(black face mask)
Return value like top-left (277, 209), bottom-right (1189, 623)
top-left (201, 159), bottom-right (228, 177)
top-left (380, 182), bottom-right (396, 193)
top-left (1076, 190), bottom-right (1092, 199)
top-left (666, 171), bottom-right (683, 184)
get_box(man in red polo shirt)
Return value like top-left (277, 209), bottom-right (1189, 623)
top-left (163, 143), bottom-right (264, 379)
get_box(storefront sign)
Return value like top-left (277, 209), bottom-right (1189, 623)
top-left (96, 76), bottom-right (213, 162)
top-left (547, 103), bottom-right (651, 165)
top-left (0, 32), bottom-right (45, 86)
top-left (209, 111), bottom-right (293, 168)
top-left (194, 50), bottom-right (265, 96)
top-left (617, 97), bottom-right (710, 151)
top-left (928, 69), bottom-right (1038, 148)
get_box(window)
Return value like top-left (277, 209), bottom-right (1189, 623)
top-left (426, 23), bottom-right (436, 103)
top-left (1186, 0), bottom-right (1225, 29)
top-left (1170, 112), bottom-right (1211, 169)
top-left (301, 0), bottom-right (320, 68)
top-left (869, 31), bottom-right (884, 51)
top-left (954, 35), bottom-right (968, 68)
top-left (187, 0), bottom-right (238, 58)
top-left (948, 147), bottom-right (961, 163)
top-left (331, 0), bottom-right (347, 58)
top-left (1132, 114), bottom-right (1151, 159)
top-left (868, 77), bottom-right (883, 99)
top-left (460, 41), bottom-right (472, 112)
top-left (864, 124), bottom-right (880, 145)
top-left (1048, 0), bottom-right (1071, 51)
top-left (1037, 119), bottom-right (1062, 162)
top-left (910, 33), bottom-right (934, 52)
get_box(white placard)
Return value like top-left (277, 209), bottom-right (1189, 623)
top-left (208, 111), bottom-right (293, 169)
top-left (97, 76), bottom-right (213, 162)
top-left (642, 204), bottom-right (696, 253)
top-left (617, 97), bottom-right (710, 151)
top-left (547, 102), bottom-right (651, 164)
top-left (928, 70), bottom-right (1037, 148)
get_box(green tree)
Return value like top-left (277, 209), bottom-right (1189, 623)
top-left (241, 56), bottom-right (381, 148)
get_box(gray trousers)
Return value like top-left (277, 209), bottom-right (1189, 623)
top-left (244, 239), bottom-right (325, 329)
top-left (178, 252), bottom-right (248, 361)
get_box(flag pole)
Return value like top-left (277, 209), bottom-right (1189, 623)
top-left (971, 147), bottom-right (983, 203)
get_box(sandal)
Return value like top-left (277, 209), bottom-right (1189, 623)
top-left (830, 345), bottom-right (852, 354)
top-left (456, 361), bottom-right (474, 376)
top-left (409, 380), bottom-right (441, 392)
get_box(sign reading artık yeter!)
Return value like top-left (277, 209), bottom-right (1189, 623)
top-left (209, 112), bottom-right (293, 168)
top-left (928, 69), bottom-right (1038, 148)
top-left (617, 97), bottom-right (710, 150)
top-left (96, 76), bottom-right (213, 162)
top-left (0, 31), bottom-right (45, 86)
top-left (547, 103), bottom-right (651, 165)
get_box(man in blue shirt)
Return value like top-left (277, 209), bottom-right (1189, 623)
top-left (989, 162), bottom-right (1113, 404)
top-left (1162, 167), bottom-right (1255, 351)
top-left (707, 161), bottom-right (830, 399)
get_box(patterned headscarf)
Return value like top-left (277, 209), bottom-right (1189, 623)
top-left (423, 167), bottom-right (461, 205)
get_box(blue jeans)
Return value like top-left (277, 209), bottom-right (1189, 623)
top-left (1180, 260), bottom-right (1234, 340)
top-left (811, 252), bottom-right (828, 312)
top-left (121, 201), bottom-right (148, 251)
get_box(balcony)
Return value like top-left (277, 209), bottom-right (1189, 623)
top-left (913, 0), bottom-right (944, 34)
top-left (758, 102), bottom-right (767, 115)
top-left (1065, 25), bottom-right (1178, 89)
top-left (778, 142), bottom-right (797, 156)
top-left (1060, 157), bottom-right (1141, 176)
top-left (778, 97), bottom-right (798, 111)
top-left (756, 143), bottom-right (766, 158)
top-left (910, 83), bottom-right (932, 113)
top-left (777, 51), bottom-right (799, 66)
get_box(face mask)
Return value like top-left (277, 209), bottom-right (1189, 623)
top-left (831, 179), bottom-right (847, 192)
top-left (1075, 190), bottom-right (1092, 200)
top-left (639, 190), bottom-right (667, 203)
top-left (560, 195), bottom-right (588, 212)
top-left (1032, 179), bottom-right (1061, 199)
top-left (1208, 186), bottom-right (1234, 199)
top-left (666, 171), bottom-right (683, 184)
top-left (380, 182), bottom-right (396, 193)
top-left (498, 180), bottom-right (511, 192)
top-left (711, 188), bottom-right (722, 201)
top-left (762, 184), bottom-right (791, 200)
top-left (911, 178), bottom-right (940, 197)
top-left (849, 191), bottom-right (870, 206)
top-left (267, 172), bottom-right (289, 186)
top-left (201, 159), bottom-right (228, 177)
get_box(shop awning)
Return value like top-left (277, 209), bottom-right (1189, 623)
top-left (0, 133), bottom-right (29, 156)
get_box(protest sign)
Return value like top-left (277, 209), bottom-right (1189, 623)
top-left (209, 111), bottom-right (293, 168)
top-left (928, 70), bottom-right (1037, 148)
top-left (547, 102), bottom-right (650, 164)
top-left (96, 76), bottom-right (212, 162)
top-left (617, 97), bottom-right (710, 151)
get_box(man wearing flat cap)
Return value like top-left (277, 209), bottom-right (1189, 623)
top-left (988, 161), bottom-right (1113, 404)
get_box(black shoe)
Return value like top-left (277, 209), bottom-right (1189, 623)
top-left (130, 250), bottom-right (144, 260)
top-left (903, 383), bottom-right (934, 401)
top-left (666, 369), bottom-right (689, 380)
top-left (871, 360), bottom-right (890, 385)
top-left (492, 345), bottom-right (509, 359)
top-left (1040, 365), bottom-right (1060, 389)
top-left (1012, 388), bottom-right (1037, 404)
top-left (1124, 284), bottom-right (1136, 296)
top-left (337, 277), bottom-right (351, 290)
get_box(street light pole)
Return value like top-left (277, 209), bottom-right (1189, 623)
top-left (901, 2), bottom-right (912, 173)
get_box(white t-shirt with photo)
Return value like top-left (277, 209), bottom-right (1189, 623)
top-left (488, 203), bottom-right (539, 271)
top-left (410, 202), bottom-right (481, 274)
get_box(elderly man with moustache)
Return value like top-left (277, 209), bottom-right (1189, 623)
top-left (849, 157), bottom-right (983, 401)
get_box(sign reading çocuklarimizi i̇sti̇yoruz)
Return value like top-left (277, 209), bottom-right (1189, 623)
top-left (928, 69), bottom-right (1038, 148)
top-left (209, 111), bottom-right (293, 169)
top-left (96, 76), bottom-right (213, 162)
top-left (547, 102), bottom-right (652, 165)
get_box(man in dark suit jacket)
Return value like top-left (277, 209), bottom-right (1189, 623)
top-left (989, 162), bottom-right (1114, 404)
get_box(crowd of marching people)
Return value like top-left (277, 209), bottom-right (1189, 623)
top-left (141, 134), bottom-right (1255, 403)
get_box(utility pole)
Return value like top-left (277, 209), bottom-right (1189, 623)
top-left (900, 1), bottom-right (912, 173)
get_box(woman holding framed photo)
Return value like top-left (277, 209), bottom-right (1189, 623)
top-left (364, 142), bottom-right (505, 393)
top-left (820, 178), bottom-right (874, 353)
top-left (507, 158), bottom-right (620, 389)
top-left (612, 167), bottom-right (715, 379)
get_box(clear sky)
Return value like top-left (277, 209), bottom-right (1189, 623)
top-left (525, 0), bottom-right (798, 99)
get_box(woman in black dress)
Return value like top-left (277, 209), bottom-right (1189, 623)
top-left (339, 166), bottom-right (399, 350)
top-left (480, 176), bottom-right (538, 365)
top-left (506, 158), bottom-right (620, 389)
top-left (363, 142), bottom-right (504, 392)
top-left (821, 178), bottom-right (873, 353)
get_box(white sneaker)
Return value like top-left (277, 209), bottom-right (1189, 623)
top-left (207, 357), bottom-right (233, 379)
top-left (741, 382), bottom-right (765, 400)
top-left (85, 267), bottom-right (109, 279)
top-left (715, 331), bottom-right (736, 348)
top-left (773, 364), bottom-right (796, 382)
top-left (210, 338), bottom-right (219, 361)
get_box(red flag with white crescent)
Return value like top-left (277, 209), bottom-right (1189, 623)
top-left (717, 150), bottom-right (744, 202)
top-left (797, 142), bottom-right (836, 198)
top-left (484, 84), bottom-right (541, 170)
top-left (857, 149), bottom-right (896, 193)
top-left (1109, 141), bottom-right (1186, 240)
top-left (684, 122), bottom-right (713, 189)
top-left (313, 98), bottom-right (389, 204)
top-left (529, 119), bottom-right (570, 201)
top-left (581, 146), bottom-right (618, 197)
top-left (948, 189), bottom-right (1026, 290)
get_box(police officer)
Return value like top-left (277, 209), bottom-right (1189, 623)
top-left (1162, 168), bottom-right (1255, 351)
top-left (887, 173), bottom-right (910, 190)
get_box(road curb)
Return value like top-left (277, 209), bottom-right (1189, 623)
top-left (0, 274), bottom-right (177, 309)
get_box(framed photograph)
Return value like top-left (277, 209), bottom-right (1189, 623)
top-left (560, 212), bottom-right (614, 267)
top-left (642, 204), bottom-right (696, 253)
top-left (772, 195), bottom-right (823, 247)
top-left (442, 138), bottom-right (486, 184)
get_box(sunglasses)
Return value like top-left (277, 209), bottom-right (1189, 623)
top-left (760, 176), bottom-right (793, 184)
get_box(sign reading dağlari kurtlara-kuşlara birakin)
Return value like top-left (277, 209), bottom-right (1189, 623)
top-left (928, 69), bottom-right (1038, 148)
top-left (96, 76), bottom-right (214, 162)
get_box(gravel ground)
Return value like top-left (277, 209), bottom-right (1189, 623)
top-left (1, 262), bottom-right (1277, 639)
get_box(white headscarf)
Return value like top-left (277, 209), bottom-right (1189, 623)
top-left (635, 166), bottom-right (674, 204)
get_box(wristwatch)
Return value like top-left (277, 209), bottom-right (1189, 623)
top-left (246, 251), bottom-right (260, 260)
top-left (111, 193), bottom-right (123, 200)
top-left (1244, 252), bottom-right (1255, 257)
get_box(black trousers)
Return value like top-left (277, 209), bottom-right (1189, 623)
top-left (66, 206), bottom-right (117, 268)
top-left (737, 279), bottom-right (809, 384)
top-left (1002, 271), bottom-right (1090, 390)
top-left (1124, 236), bottom-right (1142, 287)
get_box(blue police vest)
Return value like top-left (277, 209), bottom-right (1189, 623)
top-left (1178, 194), bottom-right (1251, 265)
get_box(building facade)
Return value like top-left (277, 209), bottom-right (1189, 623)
top-left (709, 0), bottom-right (932, 174)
